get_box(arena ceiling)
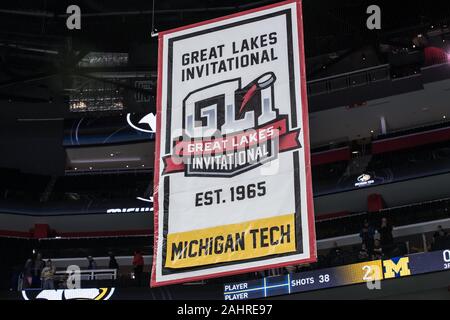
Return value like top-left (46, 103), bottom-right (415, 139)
top-left (0, 0), bottom-right (449, 115)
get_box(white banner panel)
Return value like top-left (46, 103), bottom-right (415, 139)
top-left (152, 0), bottom-right (316, 287)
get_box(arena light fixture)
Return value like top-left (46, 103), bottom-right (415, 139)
top-left (68, 76), bottom-right (125, 112)
top-left (71, 157), bottom-right (141, 164)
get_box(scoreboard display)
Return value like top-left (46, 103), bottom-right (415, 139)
top-left (407, 249), bottom-right (450, 274)
top-left (224, 249), bottom-right (450, 300)
top-left (224, 260), bottom-right (382, 300)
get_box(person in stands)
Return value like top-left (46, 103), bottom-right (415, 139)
top-left (431, 225), bottom-right (448, 251)
top-left (372, 239), bottom-right (383, 260)
top-left (23, 253), bottom-right (36, 289)
top-left (379, 217), bottom-right (394, 255)
top-left (358, 243), bottom-right (370, 261)
top-left (108, 252), bottom-right (119, 270)
top-left (327, 241), bottom-right (344, 267)
top-left (87, 256), bottom-right (97, 270)
top-left (360, 220), bottom-right (375, 255)
top-left (41, 259), bottom-right (56, 290)
top-left (32, 253), bottom-right (45, 288)
top-left (132, 250), bottom-right (144, 286)
top-left (284, 265), bottom-right (297, 274)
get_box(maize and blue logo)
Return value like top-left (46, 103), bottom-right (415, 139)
top-left (382, 257), bottom-right (411, 279)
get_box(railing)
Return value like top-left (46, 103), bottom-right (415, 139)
top-left (317, 217), bottom-right (450, 251)
top-left (316, 197), bottom-right (450, 241)
top-left (373, 119), bottom-right (450, 141)
top-left (46, 255), bottom-right (153, 271)
top-left (55, 268), bottom-right (117, 281)
top-left (307, 64), bottom-right (390, 96)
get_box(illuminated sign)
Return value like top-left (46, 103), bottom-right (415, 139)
top-left (355, 173), bottom-right (375, 187)
top-left (224, 250), bottom-right (450, 300)
top-left (106, 207), bottom-right (152, 213)
top-left (224, 260), bottom-right (383, 300)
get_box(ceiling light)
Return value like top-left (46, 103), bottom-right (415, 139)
top-left (71, 157), bottom-right (141, 164)
top-left (352, 151), bottom-right (359, 154)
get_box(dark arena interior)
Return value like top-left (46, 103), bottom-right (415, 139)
top-left (0, 0), bottom-right (449, 304)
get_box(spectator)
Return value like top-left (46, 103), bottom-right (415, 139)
top-left (431, 225), bottom-right (448, 251)
top-left (434, 225), bottom-right (448, 238)
top-left (327, 241), bottom-right (344, 266)
top-left (372, 239), bottom-right (383, 260)
top-left (108, 252), bottom-right (119, 270)
top-left (10, 264), bottom-right (23, 291)
top-left (284, 265), bottom-right (297, 274)
top-left (373, 230), bottom-right (380, 241)
top-left (87, 256), bottom-right (97, 270)
top-left (379, 217), bottom-right (394, 254)
top-left (268, 268), bottom-right (282, 276)
top-left (360, 220), bottom-right (375, 254)
top-left (23, 254), bottom-right (36, 289)
top-left (358, 243), bottom-right (370, 261)
top-left (32, 253), bottom-right (45, 288)
top-left (40, 260), bottom-right (56, 290)
top-left (132, 251), bottom-right (144, 285)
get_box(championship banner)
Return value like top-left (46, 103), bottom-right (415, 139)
top-left (152, 0), bottom-right (316, 286)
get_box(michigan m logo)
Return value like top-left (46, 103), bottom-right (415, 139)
top-left (383, 257), bottom-right (411, 279)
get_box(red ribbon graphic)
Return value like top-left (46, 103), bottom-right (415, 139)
top-left (162, 117), bottom-right (301, 174)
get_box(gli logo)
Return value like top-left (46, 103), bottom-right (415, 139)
top-left (162, 72), bottom-right (301, 177)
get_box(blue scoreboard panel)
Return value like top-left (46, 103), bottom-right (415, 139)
top-left (224, 249), bottom-right (450, 300)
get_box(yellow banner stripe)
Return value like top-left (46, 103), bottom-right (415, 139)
top-left (165, 214), bottom-right (296, 268)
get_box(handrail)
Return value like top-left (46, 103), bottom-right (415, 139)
top-left (373, 119), bottom-right (450, 141)
top-left (307, 64), bottom-right (390, 84)
top-left (55, 268), bottom-right (117, 280)
top-left (317, 217), bottom-right (450, 250)
top-left (317, 196), bottom-right (450, 223)
top-left (307, 64), bottom-right (390, 97)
